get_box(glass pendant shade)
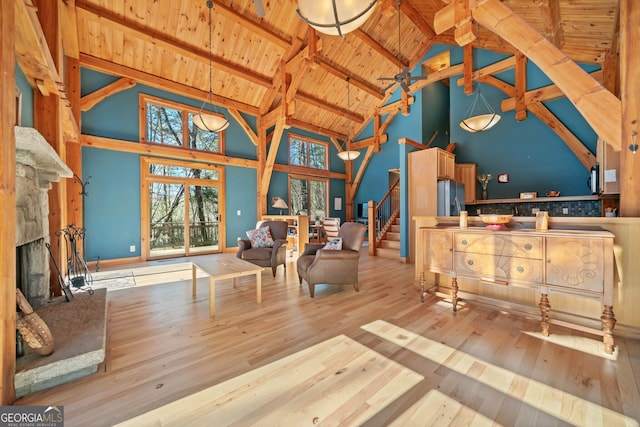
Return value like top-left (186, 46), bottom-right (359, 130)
top-left (460, 113), bottom-right (501, 133)
top-left (297, 0), bottom-right (377, 37)
top-left (459, 89), bottom-right (501, 133)
top-left (337, 150), bottom-right (360, 161)
top-left (193, 112), bottom-right (229, 132)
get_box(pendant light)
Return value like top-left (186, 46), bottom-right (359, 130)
top-left (193, 1), bottom-right (229, 132)
top-left (297, 0), bottom-right (378, 37)
top-left (338, 76), bottom-right (360, 161)
top-left (459, 42), bottom-right (500, 133)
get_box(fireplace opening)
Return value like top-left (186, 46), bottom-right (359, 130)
top-left (15, 238), bottom-right (49, 308)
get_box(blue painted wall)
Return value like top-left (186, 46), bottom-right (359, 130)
top-left (15, 64), bottom-right (34, 127)
top-left (448, 46), bottom-right (598, 199)
top-left (80, 68), bottom-right (349, 260)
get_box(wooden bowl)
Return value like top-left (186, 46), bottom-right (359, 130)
top-left (480, 214), bottom-right (513, 229)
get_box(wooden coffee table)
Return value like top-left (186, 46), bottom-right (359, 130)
top-left (190, 256), bottom-right (264, 317)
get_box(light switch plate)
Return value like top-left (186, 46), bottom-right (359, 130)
top-left (604, 169), bottom-right (617, 183)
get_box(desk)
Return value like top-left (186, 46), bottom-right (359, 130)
top-left (191, 256), bottom-right (264, 317)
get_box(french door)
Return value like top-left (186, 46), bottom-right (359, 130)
top-left (142, 158), bottom-right (225, 259)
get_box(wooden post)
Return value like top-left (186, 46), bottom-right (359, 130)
top-left (33, 0), bottom-right (66, 295)
top-left (620, 0), bottom-right (640, 216)
top-left (367, 200), bottom-right (376, 256)
top-left (65, 56), bottom-right (83, 234)
top-left (0, 0), bottom-right (17, 405)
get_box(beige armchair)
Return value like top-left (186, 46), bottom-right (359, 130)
top-left (296, 222), bottom-right (366, 297)
top-left (236, 220), bottom-right (289, 277)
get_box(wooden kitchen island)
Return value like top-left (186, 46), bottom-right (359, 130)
top-left (415, 217), bottom-right (616, 354)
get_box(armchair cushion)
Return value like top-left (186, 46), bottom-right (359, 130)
top-left (246, 226), bottom-right (274, 248)
top-left (323, 237), bottom-right (343, 250)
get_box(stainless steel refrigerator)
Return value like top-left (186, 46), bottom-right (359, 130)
top-left (437, 180), bottom-right (465, 216)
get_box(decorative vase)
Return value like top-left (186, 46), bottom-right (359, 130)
top-left (482, 189), bottom-right (488, 200)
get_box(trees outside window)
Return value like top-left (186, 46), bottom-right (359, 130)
top-left (141, 94), bottom-right (223, 154)
top-left (289, 134), bottom-right (327, 170)
top-left (290, 176), bottom-right (327, 221)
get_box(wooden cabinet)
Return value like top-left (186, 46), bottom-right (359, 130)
top-left (437, 149), bottom-right (455, 180)
top-left (418, 226), bottom-right (616, 354)
top-left (261, 215), bottom-right (308, 255)
top-left (454, 163), bottom-right (477, 204)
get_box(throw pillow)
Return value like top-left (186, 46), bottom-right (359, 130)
top-left (246, 226), bottom-right (274, 248)
top-left (323, 237), bottom-right (343, 250)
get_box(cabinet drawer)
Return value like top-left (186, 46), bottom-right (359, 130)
top-left (546, 237), bottom-right (604, 292)
top-left (454, 253), bottom-right (543, 283)
top-left (454, 233), bottom-right (542, 259)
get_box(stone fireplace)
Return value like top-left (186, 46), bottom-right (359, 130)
top-left (15, 126), bottom-right (72, 306)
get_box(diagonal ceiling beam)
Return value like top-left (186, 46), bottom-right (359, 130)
top-left (435, 0), bottom-right (621, 151)
top-left (75, 1), bottom-right (273, 89)
top-left (351, 29), bottom-right (406, 69)
top-left (317, 58), bottom-right (384, 99)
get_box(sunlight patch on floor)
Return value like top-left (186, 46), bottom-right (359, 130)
top-left (114, 335), bottom-right (423, 427)
top-left (362, 320), bottom-right (637, 427)
top-left (523, 331), bottom-right (618, 360)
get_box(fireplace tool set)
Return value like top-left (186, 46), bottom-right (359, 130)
top-left (47, 224), bottom-right (94, 300)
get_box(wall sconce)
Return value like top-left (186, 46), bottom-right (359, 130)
top-left (630, 131), bottom-right (638, 154)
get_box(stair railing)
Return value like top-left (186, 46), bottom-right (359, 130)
top-left (368, 178), bottom-right (400, 256)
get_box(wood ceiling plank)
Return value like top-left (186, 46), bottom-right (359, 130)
top-left (76, 2), bottom-right (273, 89)
top-left (352, 29), bottom-right (406, 69)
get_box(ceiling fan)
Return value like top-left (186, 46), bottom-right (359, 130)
top-left (378, 1), bottom-right (427, 93)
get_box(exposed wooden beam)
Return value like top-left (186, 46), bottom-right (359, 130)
top-left (260, 120), bottom-right (285, 200)
top-left (0, 0), bottom-right (17, 405)
top-left (272, 164), bottom-right (347, 180)
top-left (297, 91), bottom-right (365, 124)
top-left (15, 0), bottom-right (79, 142)
top-left (376, 97), bottom-right (415, 116)
top-left (228, 108), bottom-right (258, 146)
top-left (80, 54), bottom-right (259, 116)
top-left (409, 63), bottom-right (464, 93)
top-left (620, 0), bottom-right (640, 216)
top-left (317, 58), bottom-right (384, 99)
top-left (352, 29), bottom-right (406, 69)
top-left (501, 70), bottom-right (604, 112)
top-left (455, 56), bottom-right (517, 86)
top-left (527, 102), bottom-right (596, 170)
top-left (60, 0), bottom-right (79, 59)
top-left (350, 133), bottom-right (389, 151)
top-left (538, 0), bottom-right (564, 49)
top-left (211, 1), bottom-right (291, 50)
top-left (350, 145), bottom-right (376, 208)
top-left (75, 2), bottom-right (273, 89)
top-left (514, 52), bottom-right (527, 121)
top-left (81, 134), bottom-right (258, 168)
top-left (80, 78), bottom-right (136, 111)
top-left (400, 0), bottom-right (436, 39)
top-left (470, 0), bottom-right (621, 151)
top-left (463, 45), bottom-right (473, 94)
top-left (286, 117), bottom-right (347, 141)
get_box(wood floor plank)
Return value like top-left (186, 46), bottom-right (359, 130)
top-left (13, 253), bottom-right (640, 427)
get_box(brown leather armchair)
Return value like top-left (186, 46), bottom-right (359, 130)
top-left (236, 220), bottom-right (289, 277)
top-left (296, 222), bottom-right (366, 297)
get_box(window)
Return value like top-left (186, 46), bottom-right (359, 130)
top-left (289, 134), bottom-right (327, 170)
top-left (289, 176), bottom-right (327, 221)
top-left (140, 94), bottom-right (224, 153)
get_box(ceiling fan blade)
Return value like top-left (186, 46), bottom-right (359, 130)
top-left (400, 67), bottom-right (410, 75)
top-left (377, 77), bottom-right (396, 81)
top-left (253, 0), bottom-right (265, 17)
top-left (406, 75), bottom-right (428, 81)
top-left (400, 81), bottom-right (411, 93)
top-left (381, 81), bottom-right (397, 92)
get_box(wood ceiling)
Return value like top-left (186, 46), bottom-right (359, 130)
top-left (50, 0), bottom-right (622, 141)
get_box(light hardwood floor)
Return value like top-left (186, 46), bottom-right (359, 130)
top-left (15, 252), bottom-right (640, 426)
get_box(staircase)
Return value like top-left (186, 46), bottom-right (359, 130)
top-left (375, 216), bottom-right (400, 258)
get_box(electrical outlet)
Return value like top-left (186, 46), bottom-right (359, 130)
top-left (562, 207), bottom-right (569, 215)
top-left (476, 209), bottom-right (481, 215)
top-left (237, 210), bottom-right (241, 216)
top-left (129, 245), bottom-right (136, 253)
top-left (532, 208), bottom-right (540, 214)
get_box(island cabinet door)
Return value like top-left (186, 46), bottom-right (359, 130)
top-left (545, 237), bottom-right (605, 293)
top-left (424, 229), bottom-right (453, 271)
